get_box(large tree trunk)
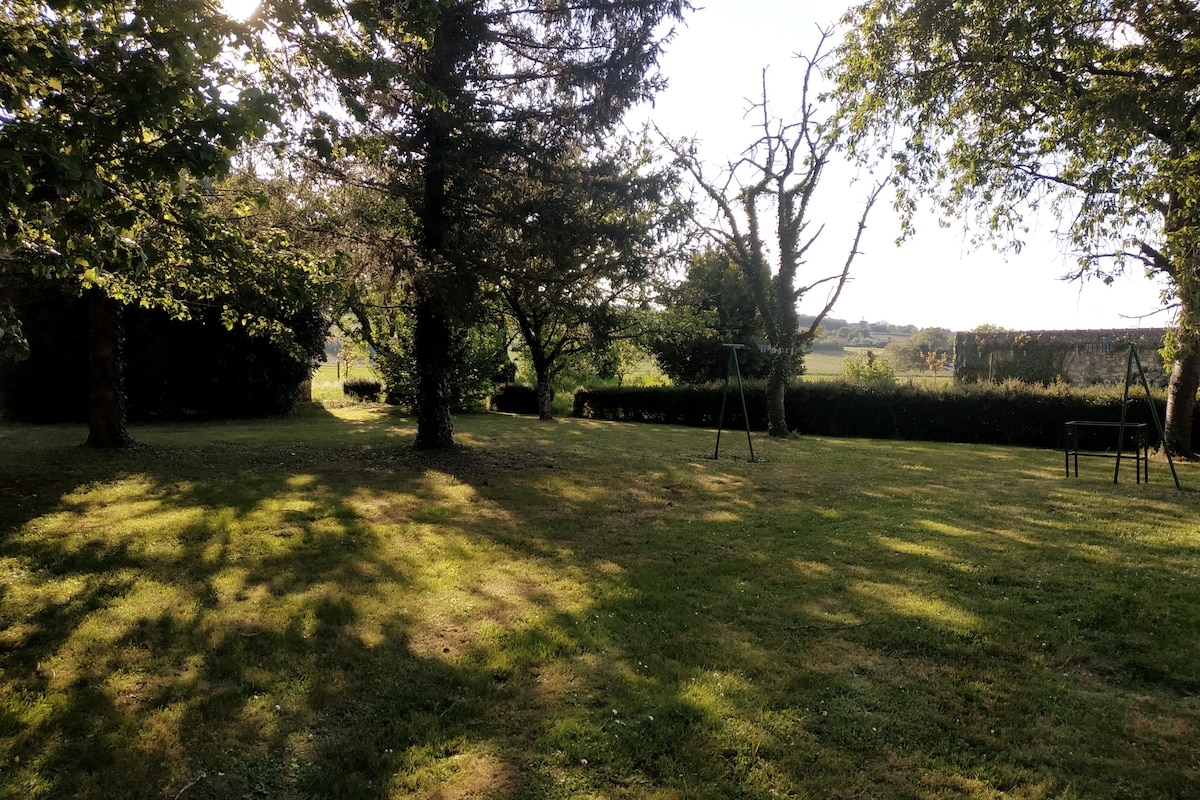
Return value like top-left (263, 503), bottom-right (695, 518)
top-left (410, 6), bottom-right (466, 451)
top-left (535, 370), bottom-right (554, 421)
top-left (1164, 314), bottom-right (1200, 460)
top-left (413, 297), bottom-right (456, 450)
top-left (85, 292), bottom-right (131, 448)
top-left (766, 354), bottom-right (789, 437)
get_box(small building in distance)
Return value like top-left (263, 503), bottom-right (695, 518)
top-left (954, 329), bottom-right (1170, 387)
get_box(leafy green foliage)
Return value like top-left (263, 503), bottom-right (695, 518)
top-left (367, 310), bottom-right (513, 413)
top-left (0, 303), bottom-right (27, 361)
top-left (0, 2), bottom-right (338, 444)
top-left (495, 137), bottom-right (686, 417)
top-left (885, 327), bottom-right (953, 371)
top-left (646, 247), bottom-right (773, 383)
top-left (575, 378), bottom-right (1199, 450)
top-left (841, 349), bottom-right (898, 387)
top-left (833, 0), bottom-right (1200, 454)
top-left (0, 1), bottom-right (278, 309)
top-left (262, 0), bottom-right (691, 447)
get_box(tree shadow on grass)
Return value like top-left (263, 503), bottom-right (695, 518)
top-left (451, 434), bottom-right (1200, 798)
top-left (0, 412), bottom-right (542, 798)
top-left (1, 414), bottom-right (1199, 798)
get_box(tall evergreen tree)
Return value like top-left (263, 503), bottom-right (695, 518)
top-left (264, 0), bottom-right (690, 448)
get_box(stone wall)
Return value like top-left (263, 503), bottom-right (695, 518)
top-left (954, 329), bottom-right (1169, 387)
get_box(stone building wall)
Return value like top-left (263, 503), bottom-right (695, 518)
top-left (954, 329), bottom-right (1169, 387)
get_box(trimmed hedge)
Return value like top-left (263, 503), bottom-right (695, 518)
top-left (490, 384), bottom-right (543, 415)
top-left (573, 381), bottom-right (1199, 451)
top-left (1, 291), bottom-right (326, 423)
top-left (343, 379), bottom-right (382, 402)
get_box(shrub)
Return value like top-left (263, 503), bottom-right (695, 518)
top-left (842, 350), bottom-right (897, 387)
top-left (490, 384), bottom-right (542, 415)
top-left (343, 379), bottom-right (382, 402)
top-left (370, 316), bottom-right (514, 412)
top-left (0, 285), bottom-right (327, 422)
top-left (573, 380), bottom-right (1198, 451)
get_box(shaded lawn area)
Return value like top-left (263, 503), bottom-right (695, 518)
top-left (0, 405), bottom-right (1198, 799)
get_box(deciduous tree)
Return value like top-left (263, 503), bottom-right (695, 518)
top-left (887, 327), bottom-right (953, 372)
top-left (835, 0), bottom-right (1200, 456)
top-left (264, 0), bottom-right (690, 448)
top-left (0, 1), bottom-right (299, 446)
top-left (645, 246), bottom-right (772, 384)
top-left (495, 138), bottom-right (683, 420)
top-left (667, 33), bottom-right (886, 436)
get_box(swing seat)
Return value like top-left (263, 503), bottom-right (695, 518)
top-left (1064, 421), bottom-right (1149, 483)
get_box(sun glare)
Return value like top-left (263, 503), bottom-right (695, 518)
top-left (221, 0), bottom-right (260, 21)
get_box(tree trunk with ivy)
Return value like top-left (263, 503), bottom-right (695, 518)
top-left (1164, 302), bottom-right (1200, 460)
top-left (668, 34), bottom-right (884, 440)
top-left (85, 292), bottom-right (131, 448)
top-left (765, 353), bottom-right (792, 437)
top-left (412, 296), bottom-right (457, 450)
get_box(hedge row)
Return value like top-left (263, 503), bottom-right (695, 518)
top-left (2, 293), bottom-right (324, 422)
top-left (490, 384), bottom-right (542, 415)
top-left (572, 381), bottom-right (1199, 452)
top-left (343, 379), bottom-right (383, 402)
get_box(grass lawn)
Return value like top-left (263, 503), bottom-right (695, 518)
top-left (311, 362), bottom-right (377, 404)
top-left (1, 408), bottom-right (1198, 799)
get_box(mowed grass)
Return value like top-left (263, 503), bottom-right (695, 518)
top-left (0, 408), bottom-right (1198, 799)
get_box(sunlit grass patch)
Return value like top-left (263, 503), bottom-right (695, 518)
top-left (1, 408), bottom-right (1199, 798)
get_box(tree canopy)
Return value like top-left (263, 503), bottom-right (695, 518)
top-left (0, 1), bottom-right (278, 308)
top-left (0, 1), bottom-right (330, 445)
top-left (262, 0), bottom-right (690, 448)
top-left (494, 137), bottom-right (684, 419)
top-left (646, 247), bottom-right (773, 384)
top-left (834, 0), bottom-right (1200, 455)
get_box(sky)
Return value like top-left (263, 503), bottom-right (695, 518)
top-left (629, 2), bottom-right (1174, 333)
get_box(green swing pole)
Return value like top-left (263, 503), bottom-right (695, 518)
top-left (713, 348), bottom-right (732, 459)
top-left (713, 344), bottom-right (755, 462)
top-left (1114, 346), bottom-right (1134, 484)
top-left (1129, 344), bottom-right (1182, 491)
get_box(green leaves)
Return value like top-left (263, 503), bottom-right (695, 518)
top-left (833, 0), bottom-right (1200, 452)
top-left (0, 0), bottom-right (312, 365)
top-left (834, 0), bottom-right (1200, 276)
top-left (0, 303), bottom-right (30, 361)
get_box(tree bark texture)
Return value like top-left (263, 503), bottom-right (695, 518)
top-left (85, 292), bottom-right (131, 448)
top-left (766, 354), bottom-right (789, 438)
top-left (413, 297), bottom-right (456, 450)
top-left (536, 373), bottom-right (554, 421)
top-left (409, 4), bottom-right (472, 450)
top-left (1164, 312), bottom-right (1200, 460)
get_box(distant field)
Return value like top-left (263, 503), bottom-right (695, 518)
top-left (804, 347), bottom-right (954, 385)
top-left (311, 361), bottom-right (377, 403)
top-left (309, 351), bottom-right (951, 399)
top-left (804, 349), bottom-right (852, 376)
